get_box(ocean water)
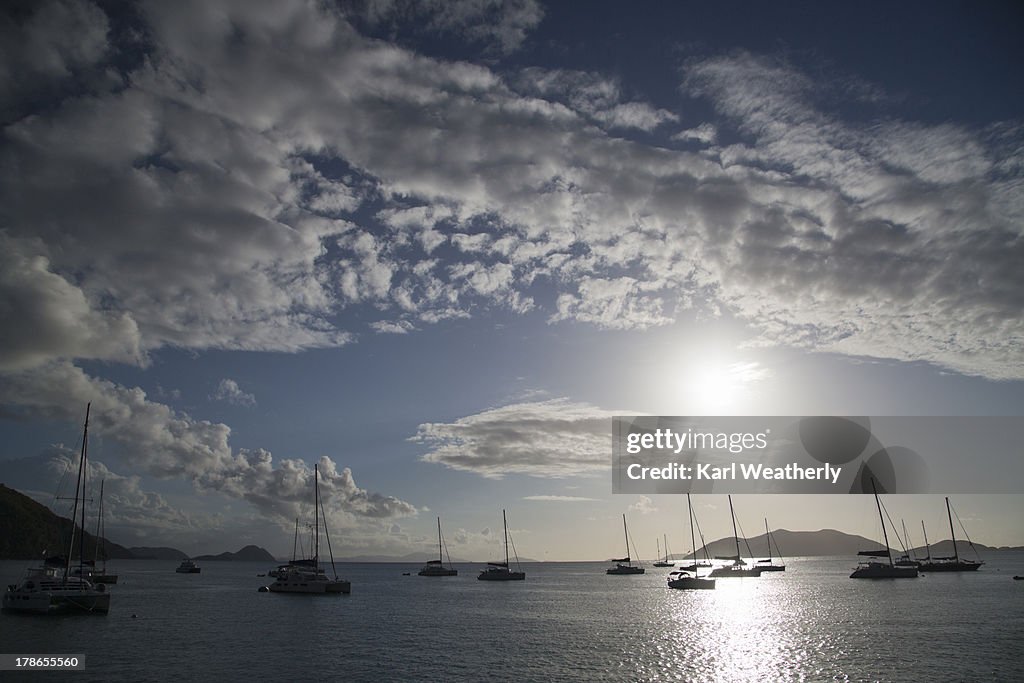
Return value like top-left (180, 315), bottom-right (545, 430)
top-left (2, 554), bottom-right (1022, 682)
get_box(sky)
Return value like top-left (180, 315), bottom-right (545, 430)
top-left (0, 0), bottom-right (1021, 561)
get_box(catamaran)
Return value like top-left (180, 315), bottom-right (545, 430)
top-left (3, 404), bottom-right (111, 614)
top-left (419, 517), bottom-right (458, 576)
top-left (478, 509), bottom-right (525, 581)
top-left (607, 514), bottom-right (645, 575)
top-left (267, 464), bottom-right (351, 594)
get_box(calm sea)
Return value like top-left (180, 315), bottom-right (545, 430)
top-left (2, 554), bottom-right (1022, 682)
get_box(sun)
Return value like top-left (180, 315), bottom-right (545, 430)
top-left (677, 359), bottom-right (770, 414)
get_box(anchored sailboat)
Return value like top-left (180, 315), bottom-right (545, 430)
top-left (709, 495), bottom-right (762, 577)
top-left (753, 518), bottom-right (786, 572)
top-left (267, 464), bottom-right (351, 594)
top-left (419, 517), bottom-right (458, 576)
top-left (478, 509), bottom-right (525, 581)
top-left (89, 480), bottom-right (117, 584)
top-left (918, 497), bottom-right (983, 572)
top-left (668, 494), bottom-right (715, 590)
top-left (3, 404), bottom-right (111, 614)
top-left (850, 479), bottom-right (918, 579)
top-left (653, 535), bottom-right (673, 567)
top-left (607, 514), bottom-right (645, 575)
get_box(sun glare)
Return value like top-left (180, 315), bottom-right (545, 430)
top-left (678, 359), bottom-right (770, 414)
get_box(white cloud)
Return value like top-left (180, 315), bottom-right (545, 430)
top-left (0, 2), bottom-right (1020, 387)
top-left (413, 398), bottom-right (620, 478)
top-left (523, 495), bottom-right (599, 502)
top-left (0, 362), bottom-right (418, 527)
top-left (629, 495), bottom-right (656, 515)
top-left (211, 379), bottom-right (256, 407)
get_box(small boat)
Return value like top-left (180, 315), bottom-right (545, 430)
top-left (478, 510), bottom-right (525, 581)
top-left (668, 494), bottom-right (715, 590)
top-left (850, 480), bottom-right (918, 579)
top-left (268, 464), bottom-right (351, 594)
top-left (1014, 576), bottom-right (1023, 581)
top-left (89, 480), bottom-right (118, 584)
top-left (3, 404), bottom-right (111, 614)
top-left (418, 517), bottom-right (458, 576)
top-left (606, 514), bottom-right (645, 575)
top-left (709, 496), bottom-right (762, 578)
top-left (753, 518), bottom-right (786, 572)
top-left (653, 535), bottom-right (673, 567)
top-left (175, 559), bottom-right (201, 574)
top-left (917, 498), bottom-right (984, 573)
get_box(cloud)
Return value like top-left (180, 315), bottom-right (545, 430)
top-left (354, 0), bottom-right (544, 55)
top-left (413, 398), bottom-right (620, 478)
top-left (523, 495), bottom-right (599, 502)
top-left (0, 362), bottom-right (418, 527)
top-left (629, 495), bottom-right (656, 515)
top-left (0, 1), bottom-right (1020, 387)
top-left (210, 379), bottom-right (257, 407)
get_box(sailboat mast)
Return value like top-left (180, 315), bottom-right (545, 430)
top-left (663, 534), bottom-right (668, 562)
top-left (687, 494), bottom-right (696, 564)
top-left (67, 404), bottom-right (91, 581)
top-left (765, 518), bottom-right (771, 561)
top-left (503, 509), bottom-right (509, 566)
top-left (437, 517), bottom-right (443, 563)
top-left (871, 479), bottom-right (894, 567)
top-left (314, 464), bottom-right (319, 563)
top-left (945, 497), bottom-right (959, 563)
top-left (622, 514), bottom-right (630, 561)
top-left (728, 495), bottom-right (740, 562)
top-left (94, 479), bottom-right (106, 570)
top-left (921, 520), bottom-right (931, 561)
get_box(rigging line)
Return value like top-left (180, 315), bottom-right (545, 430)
top-left (951, 504), bottom-right (982, 559)
top-left (317, 485), bottom-right (338, 580)
top-left (879, 498), bottom-right (910, 553)
top-left (626, 524), bottom-right (640, 565)
top-left (507, 530), bottom-right (522, 572)
top-left (734, 516), bottom-right (756, 560)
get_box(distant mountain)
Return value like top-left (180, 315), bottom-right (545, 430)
top-left (0, 483), bottom-right (135, 560)
top-left (334, 552), bottom-right (542, 563)
top-left (193, 545), bottom-right (276, 562)
top-left (671, 528), bottom-right (1016, 560)
top-left (129, 546), bottom-right (189, 560)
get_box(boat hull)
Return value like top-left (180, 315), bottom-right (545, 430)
top-left (709, 566), bottom-right (763, 577)
top-left (667, 576), bottom-right (716, 590)
top-left (477, 568), bottom-right (525, 581)
top-left (417, 567), bottom-right (458, 576)
top-left (606, 565), bottom-right (645, 575)
top-left (268, 579), bottom-right (351, 594)
top-left (3, 588), bottom-right (111, 614)
top-left (918, 561), bottom-right (982, 572)
top-left (850, 563), bottom-right (919, 579)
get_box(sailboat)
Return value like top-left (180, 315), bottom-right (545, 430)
top-left (709, 495), bottom-right (762, 577)
top-left (753, 518), bottom-right (786, 572)
top-left (850, 479), bottom-right (918, 579)
top-left (89, 480), bottom-right (117, 584)
top-left (606, 514), bottom-right (645, 574)
top-left (668, 494), bottom-right (715, 590)
top-left (268, 464), bottom-right (351, 594)
top-left (418, 517), bottom-right (458, 576)
top-left (478, 509), bottom-right (525, 581)
top-left (3, 404), bottom-right (112, 614)
top-left (653, 535), bottom-right (673, 567)
top-left (918, 497), bottom-right (983, 572)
